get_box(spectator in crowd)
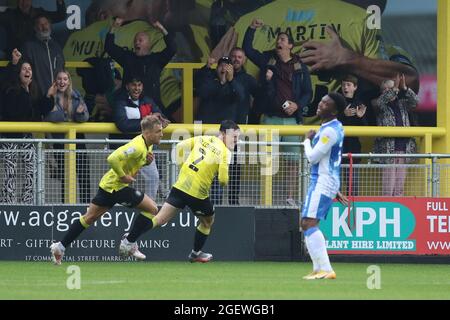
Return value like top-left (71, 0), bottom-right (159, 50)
top-left (0, 49), bottom-right (40, 204)
top-left (301, 26), bottom-right (421, 126)
top-left (113, 76), bottom-right (170, 200)
top-left (196, 56), bottom-right (244, 124)
top-left (39, 70), bottom-right (91, 203)
top-left (22, 14), bottom-right (65, 99)
top-left (337, 75), bottom-right (367, 196)
top-left (244, 19), bottom-right (312, 125)
top-left (229, 47), bottom-right (258, 125)
top-left (373, 74), bottom-right (418, 197)
top-left (78, 1), bottom-right (199, 123)
top-left (0, 0), bottom-right (67, 56)
top-left (228, 47), bottom-right (257, 205)
top-left (195, 56), bottom-right (244, 205)
top-left (243, 18), bottom-right (312, 206)
top-left (105, 17), bottom-right (176, 118)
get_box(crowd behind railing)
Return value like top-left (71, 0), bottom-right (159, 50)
top-left (0, 0), bottom-right (424, 206)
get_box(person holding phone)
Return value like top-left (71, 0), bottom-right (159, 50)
top-left (244, 18), bottom-right (313, 206)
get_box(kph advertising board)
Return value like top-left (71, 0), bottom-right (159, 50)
top-left (322, 197), bottom-right (450, 255)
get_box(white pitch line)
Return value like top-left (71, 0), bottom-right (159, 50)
top-left (0, 280), bottom-right (128, 286)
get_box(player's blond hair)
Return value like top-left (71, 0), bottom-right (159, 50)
top-left (141, 115), bottom-right (162, 131)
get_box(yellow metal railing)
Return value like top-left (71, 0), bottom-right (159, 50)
top-left (0, 122), bottom-right (445, 143)
top-left (0, 0), bottom-right (448, 201)
top-left (0, 122), bottom-right (445, 141)
top-left (0, 122), bottom-right (446, 204)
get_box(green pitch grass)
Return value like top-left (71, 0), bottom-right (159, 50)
top-left (0, 261), bottom-right (449, 300)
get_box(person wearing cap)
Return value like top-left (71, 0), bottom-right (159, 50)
top-left (195, 55), bottom-right (244, 124)
top-left (301, 92), bottom-right (348, 280)
top-left (195, 55), bottom-right (244, 204)
top-left (0, 0), bottom-right (67, 56)
top-left (113, 76), bottom-right (170, 200)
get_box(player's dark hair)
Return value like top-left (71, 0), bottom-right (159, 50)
top-left (328, 92), bottom-right (347, 114)
top-left (219, 120), bottom-right (240, 132)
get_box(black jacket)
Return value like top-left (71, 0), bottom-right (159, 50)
top-left (22, 38), bottom-right (65, 98)
top-left (196, 66), bottom-right (258, 124)
top-left (113, 88), bottom-right (164, 140)
top-left (338, 97), bottom-right (368, 156)
top-left (1, 65), bottom-right (40, 138)
top-left (233, 68), bottom-right (257, 124)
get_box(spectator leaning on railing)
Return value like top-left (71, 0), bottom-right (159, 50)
top-left (373, 74), bottom-right (418, 197)
top-left (113, 75), bottom-right (170, 200)
top-left (0, 49), bottom-right (40, 204)
top-left (38, 70), bottom-right (91, 203)
top-left (337, 75), bottom-right (368, 196)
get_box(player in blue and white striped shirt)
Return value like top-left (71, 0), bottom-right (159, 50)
top-left (301, 92), bottom-right (348, 280)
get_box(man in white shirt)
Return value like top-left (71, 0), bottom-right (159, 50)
top-left (301, 92), bottom-right (348, 280)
